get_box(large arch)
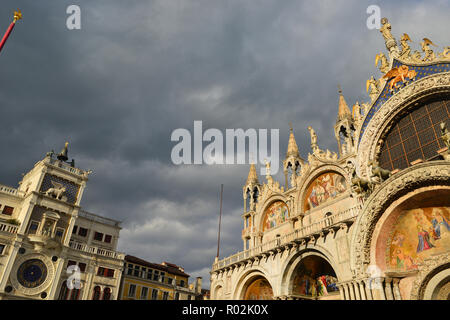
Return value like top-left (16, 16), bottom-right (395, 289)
top-left (233, 267), bottom-right (274, 300)
top-left (279, 246), bottom-right (342, 299)
top-left (357, 72), bottom-right (450, 178)
top-left (370, 186), bottom-right (450, 273)
top-left (211, 279), bottom-right (225, 300)
top-left (350, 161), bottom-right (450, 299)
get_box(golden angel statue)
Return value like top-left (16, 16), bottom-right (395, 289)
top-left (399, 33), bottom-right (412, 59)
top-left (375, 52), bottom-right (390, 74)
top-left (421, 38), bottom-right (437, 61)
top-left (439, 47), bottom-right (450, 59)
top-left (366, 76), bottom-right (380, 101)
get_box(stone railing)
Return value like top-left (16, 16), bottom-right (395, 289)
top-left (0, 184), bottom-right (24, 197)
top-left (212, 203), bottom-right (362, 271)
top-left (78, 210), bottom-right (121, 227)
top-left (0, 221), bottom-right (19, 234)
top-left (48, 158), bottom-right (86, 176)
top-left (69, 240), bottom-right (125, 260)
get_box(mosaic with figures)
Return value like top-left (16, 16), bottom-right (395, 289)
top-left (303, 172), bottom-right (347, 211)
top-left (244, 278), bottom-right (273, 300)
top-left (387, 207), bottom-right (450, 271)
top-left (262, 201), bottom-right (289, 231)
top-left (292, 256), bottom-right (339, 297)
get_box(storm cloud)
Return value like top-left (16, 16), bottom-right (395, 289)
top-left (1, 0), bottom-right (449, 288)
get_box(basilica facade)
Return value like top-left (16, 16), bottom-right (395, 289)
top-left (210, 18), bottom-right (450, 300)
top-left (0, 144), bottom-right (125, 300)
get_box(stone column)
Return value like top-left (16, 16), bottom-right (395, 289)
top-left (392, 278), bottom-right (402, 300)
top-left (358, 281), bottom-right (367, 300)
top-left (353, 282), bottom-right (361, 300)
top-left (338, 285), bottom-right (345, 300)
top-left (343, 283), bottom-right (350, 301)
top-left (372, 277), bottom-right (386, 300)
top-left (348, 283), bottom-right (355, 300)
top-left (364, 279), bottom-right (373, 300)
top-left (384, 277), bottom-right (394, 300)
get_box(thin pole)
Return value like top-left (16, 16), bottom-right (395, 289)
top-left (0, 10), bottom-right (22, 54)
top-left (216, 184), bottom-right (224, 259)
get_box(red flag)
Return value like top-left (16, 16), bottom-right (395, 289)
top-left (0, 10), bottom-right (22, 54)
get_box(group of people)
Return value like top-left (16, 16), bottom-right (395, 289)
top-left (307, 174), bottom-right (346, 209)
top-left (390, 208), bottom-right (450, 270)
top-left (295, 274), bottom-right (338, 297)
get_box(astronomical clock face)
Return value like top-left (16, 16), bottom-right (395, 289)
top-left (10, 254), bottom-right (55, 295)
top-left (17, 259), bottom-right (48, 288)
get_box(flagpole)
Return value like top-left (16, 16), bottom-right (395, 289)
top-left (0, 10), bottom-right (22, 54)
top-left (216, 184), bottom-right (224, 260)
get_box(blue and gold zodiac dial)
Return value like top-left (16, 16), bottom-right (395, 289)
top-left (17, 259), bottom-right (48, 288)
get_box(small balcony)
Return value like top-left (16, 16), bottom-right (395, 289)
top-left (69, 240), bottom-right (125, 260)
top-left (0, 221), bottom-right (19, 234)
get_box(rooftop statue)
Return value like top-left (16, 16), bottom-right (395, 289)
top-left (380, 18), bottom-right (400, 56)
top-left (307, 126), bottom-right (319, 152)
top-left (399, 33), bottom-right (412, 60)
top-left (375, 52), bottom-right (390, 74)
top-left (366, 76), bottom-right (380, 102)
top-left (421, 38), bottom-right (437, 61)
top-left (380, 18), bottom-right (394, 42)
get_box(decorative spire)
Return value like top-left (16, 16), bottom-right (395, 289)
top-left (286, 122), bottom-right (300, 158)
top-left (337, 87), bottom-right (351, 120)
top-left (245, 163), bottom-right (259, 185)
top-left (57, 142), bottom-right (69, 162)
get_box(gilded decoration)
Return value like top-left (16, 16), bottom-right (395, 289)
top-left (303, 172), bottom-right (347, 211)
top-left (262, 201), bottom-right (289, 231)
top-left (243, 278), bottom-right (273, 300)
top-left (291, 256), bottom-right (339, 297)
top-left (350, 161), bottom-right (450, 276)
top-left (359, 64), bottom-right (450, 146)
top-left (357, 72), bottom-right (450, 178)
top-left (387, 207), bottom-right (450, 271)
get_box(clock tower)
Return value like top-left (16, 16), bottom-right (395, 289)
top-left (0, 143), bottom-right (91, 299)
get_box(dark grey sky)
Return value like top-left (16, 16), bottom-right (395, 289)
top-left (1, 0), bottom-right (449, 288)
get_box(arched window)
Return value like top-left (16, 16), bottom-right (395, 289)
top-left (92, 286), bottom-right (101, 300)
top-left (58, 280), bottom-right (80, 300)
top-left (378, 97), bottom-right (450, 171)
top-left (103, 287), bottom-right (111, 300)
top-left (58, 281), bottom-right (69, 300)
top-left (70, 288), bottom-right (80, 300)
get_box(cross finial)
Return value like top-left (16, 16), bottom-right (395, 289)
top-left (338, 84), bottom-right (342, 95)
